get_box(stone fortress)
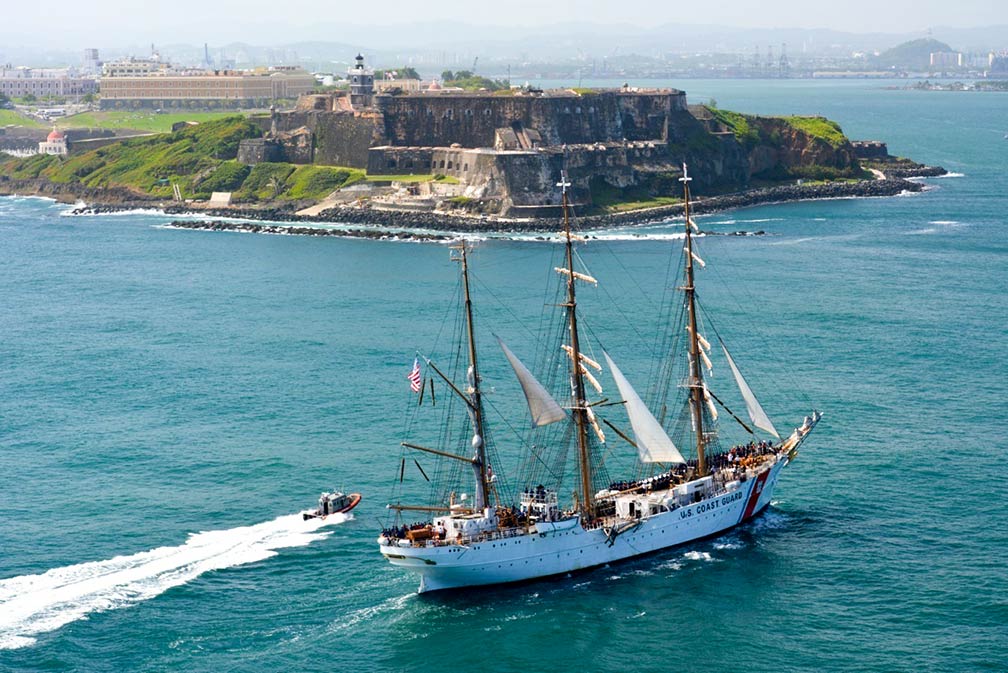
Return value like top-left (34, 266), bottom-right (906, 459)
top-left (237, 56), bottom-right (859, 216)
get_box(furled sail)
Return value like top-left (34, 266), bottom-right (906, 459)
top-left (720, 342), bottom-right (780, 438)
top-left (603, 352), bottom-right (686, 464)
top-left (497, 337), bottom-right (567, 427)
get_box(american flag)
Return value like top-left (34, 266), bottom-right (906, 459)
top-left (407, 358), bottom-right (422, 393)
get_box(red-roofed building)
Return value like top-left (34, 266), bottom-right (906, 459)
top-left (38, 127), bottom-right (67, 156)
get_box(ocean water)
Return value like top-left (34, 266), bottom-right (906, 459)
top-left (1, 80), bottom-right (1006, 672)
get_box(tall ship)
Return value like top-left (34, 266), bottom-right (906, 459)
top-left (378, 166), bottom-right (821, 593)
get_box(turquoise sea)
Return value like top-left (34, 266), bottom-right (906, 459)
top-left (1, 80), bottom-right (1006, 672)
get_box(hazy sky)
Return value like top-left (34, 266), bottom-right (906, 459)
top-left (1, 0), bottom-right (1004, 48)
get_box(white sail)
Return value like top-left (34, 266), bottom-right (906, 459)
top-left (720, 342), bottom-right (780, 438)
top-left (603, 352), bottom-right (686, 464)
top-left (497, 337), bottom-right (567, 427)
top-left (703, 384), bottom-right (719, 421)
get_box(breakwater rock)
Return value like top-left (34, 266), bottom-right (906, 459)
top-left (882, 165), bottom-right (948, 179)
top-left (165, 219), bottom-right (770, 240)
top-left (165, 220), bottom-right (453, 242)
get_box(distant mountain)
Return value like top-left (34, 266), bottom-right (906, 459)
top-left (875, 38), bottom-right (954, 69)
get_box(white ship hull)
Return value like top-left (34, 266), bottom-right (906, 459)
top-left (380, 455), bottom-right (789, 593)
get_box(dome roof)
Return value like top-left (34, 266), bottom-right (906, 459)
top-left (47, 128), bottom-right (65, 142)
top-left (428, 79), bottom-right (442, 90)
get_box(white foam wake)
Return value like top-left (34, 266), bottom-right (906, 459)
top-left (0, 512), bottom-right (349, 650)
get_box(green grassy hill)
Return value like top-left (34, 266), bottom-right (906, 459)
top-left (0, 117), bottom-right (365, 202)
top-left (875, 38), bottom-right (954, 69)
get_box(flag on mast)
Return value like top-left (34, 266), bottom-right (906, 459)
top-left (407, 358), bottom-right (422, 393)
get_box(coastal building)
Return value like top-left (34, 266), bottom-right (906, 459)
top-left (374, 76), bottom-right (422, 93)
top-left (101, 55), bottom-right (174, 78)
top-left (81, 49), bottom-right (101, 77)
top-left (0, 66), bottom-right (97, 99)
top-left (38, 128), bottom-right (68, 156)
top-left (989, 53), bottom-right (1008, 79)
top-left (929, 51), bottom-right (963, 69)
top-left (98, 67), bottom-right (317, 110)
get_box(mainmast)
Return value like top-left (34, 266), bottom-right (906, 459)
top-left (558, 174), bottom-right (594, 519)
top-left (680, 165), bottom-right (708, 476)
top-left (454, 241), bottom-right (491, 509)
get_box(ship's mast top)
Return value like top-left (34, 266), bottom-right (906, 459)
top-left (558, 174), bottom-right (594, 519)
top-left (680, 164), bottom-right (708, 476)
top-left (453, 240), bottom-right (491, 509)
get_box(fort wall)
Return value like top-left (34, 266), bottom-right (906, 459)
top-left (254, 110), bottom-right (384, 168)
top-left (374, 90), bottom-right (684, 149)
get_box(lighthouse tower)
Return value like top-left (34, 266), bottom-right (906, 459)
top-left (348, 53), bottom-right (374, 108)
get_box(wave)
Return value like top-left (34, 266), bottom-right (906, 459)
top-left (0, 512), bottom-right (350, 650)
top-left (933, 172), bottom-right (964, 179)
top-left (768, 236), bottom-right (820, 246)
top-left (325, 592), bottom-right (411, 634)
top-left (0, 194), bottom-right (57, 204)
top-left (581, 232), bottom-right (686, 242)
top-left (682, 550), bottom-right (715, 562)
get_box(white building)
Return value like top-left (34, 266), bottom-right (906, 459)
top-left (38, 128), bottom-right (67, 156)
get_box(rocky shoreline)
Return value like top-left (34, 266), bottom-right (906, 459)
top-left (168, 177), bottom-right (924, 233)
top-left (1, 174), bottom-right (931, 233)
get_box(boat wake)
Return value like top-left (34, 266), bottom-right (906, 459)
top-left (0, 512), bottom-right (350, 650)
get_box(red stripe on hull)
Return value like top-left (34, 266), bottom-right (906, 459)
top-left (740, 471), bottom-right (770, 522)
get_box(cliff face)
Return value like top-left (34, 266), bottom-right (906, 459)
top-left (689, 106), bottom-right (862, 188)
top-left (745, 117), bottom-right (860, 179)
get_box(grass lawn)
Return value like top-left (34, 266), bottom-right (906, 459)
top-left (55, 111), bottom-right (250, 133)
top-left (0, 109), bottom-right (46, 129)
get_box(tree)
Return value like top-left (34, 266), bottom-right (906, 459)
top-left (375, 67), bottom-right (421, 81)
top-left (82, 93), bottom-right (95, 103)
top-left (441, 70), bottom-right (454, 82)
top-left (0, 92), bottom-right (8, 107)
top-left (22, 94), bottom-right (36, 103)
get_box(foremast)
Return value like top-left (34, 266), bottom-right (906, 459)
top-left (558, 175), bottom-right (595, 520)
top-left (680, 166), bottom-right (709, 477)
top-left (454, 241), bottom-right (492, 510)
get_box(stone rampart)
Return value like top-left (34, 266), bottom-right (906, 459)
top-left (374, 89), bottom-right (684, 148)
top-left (261, 110), bottom-right (384, 168)
top-left (851, 141), bottom-right (889, 160)
top-left (237, 138), bottom-right (284, 164)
